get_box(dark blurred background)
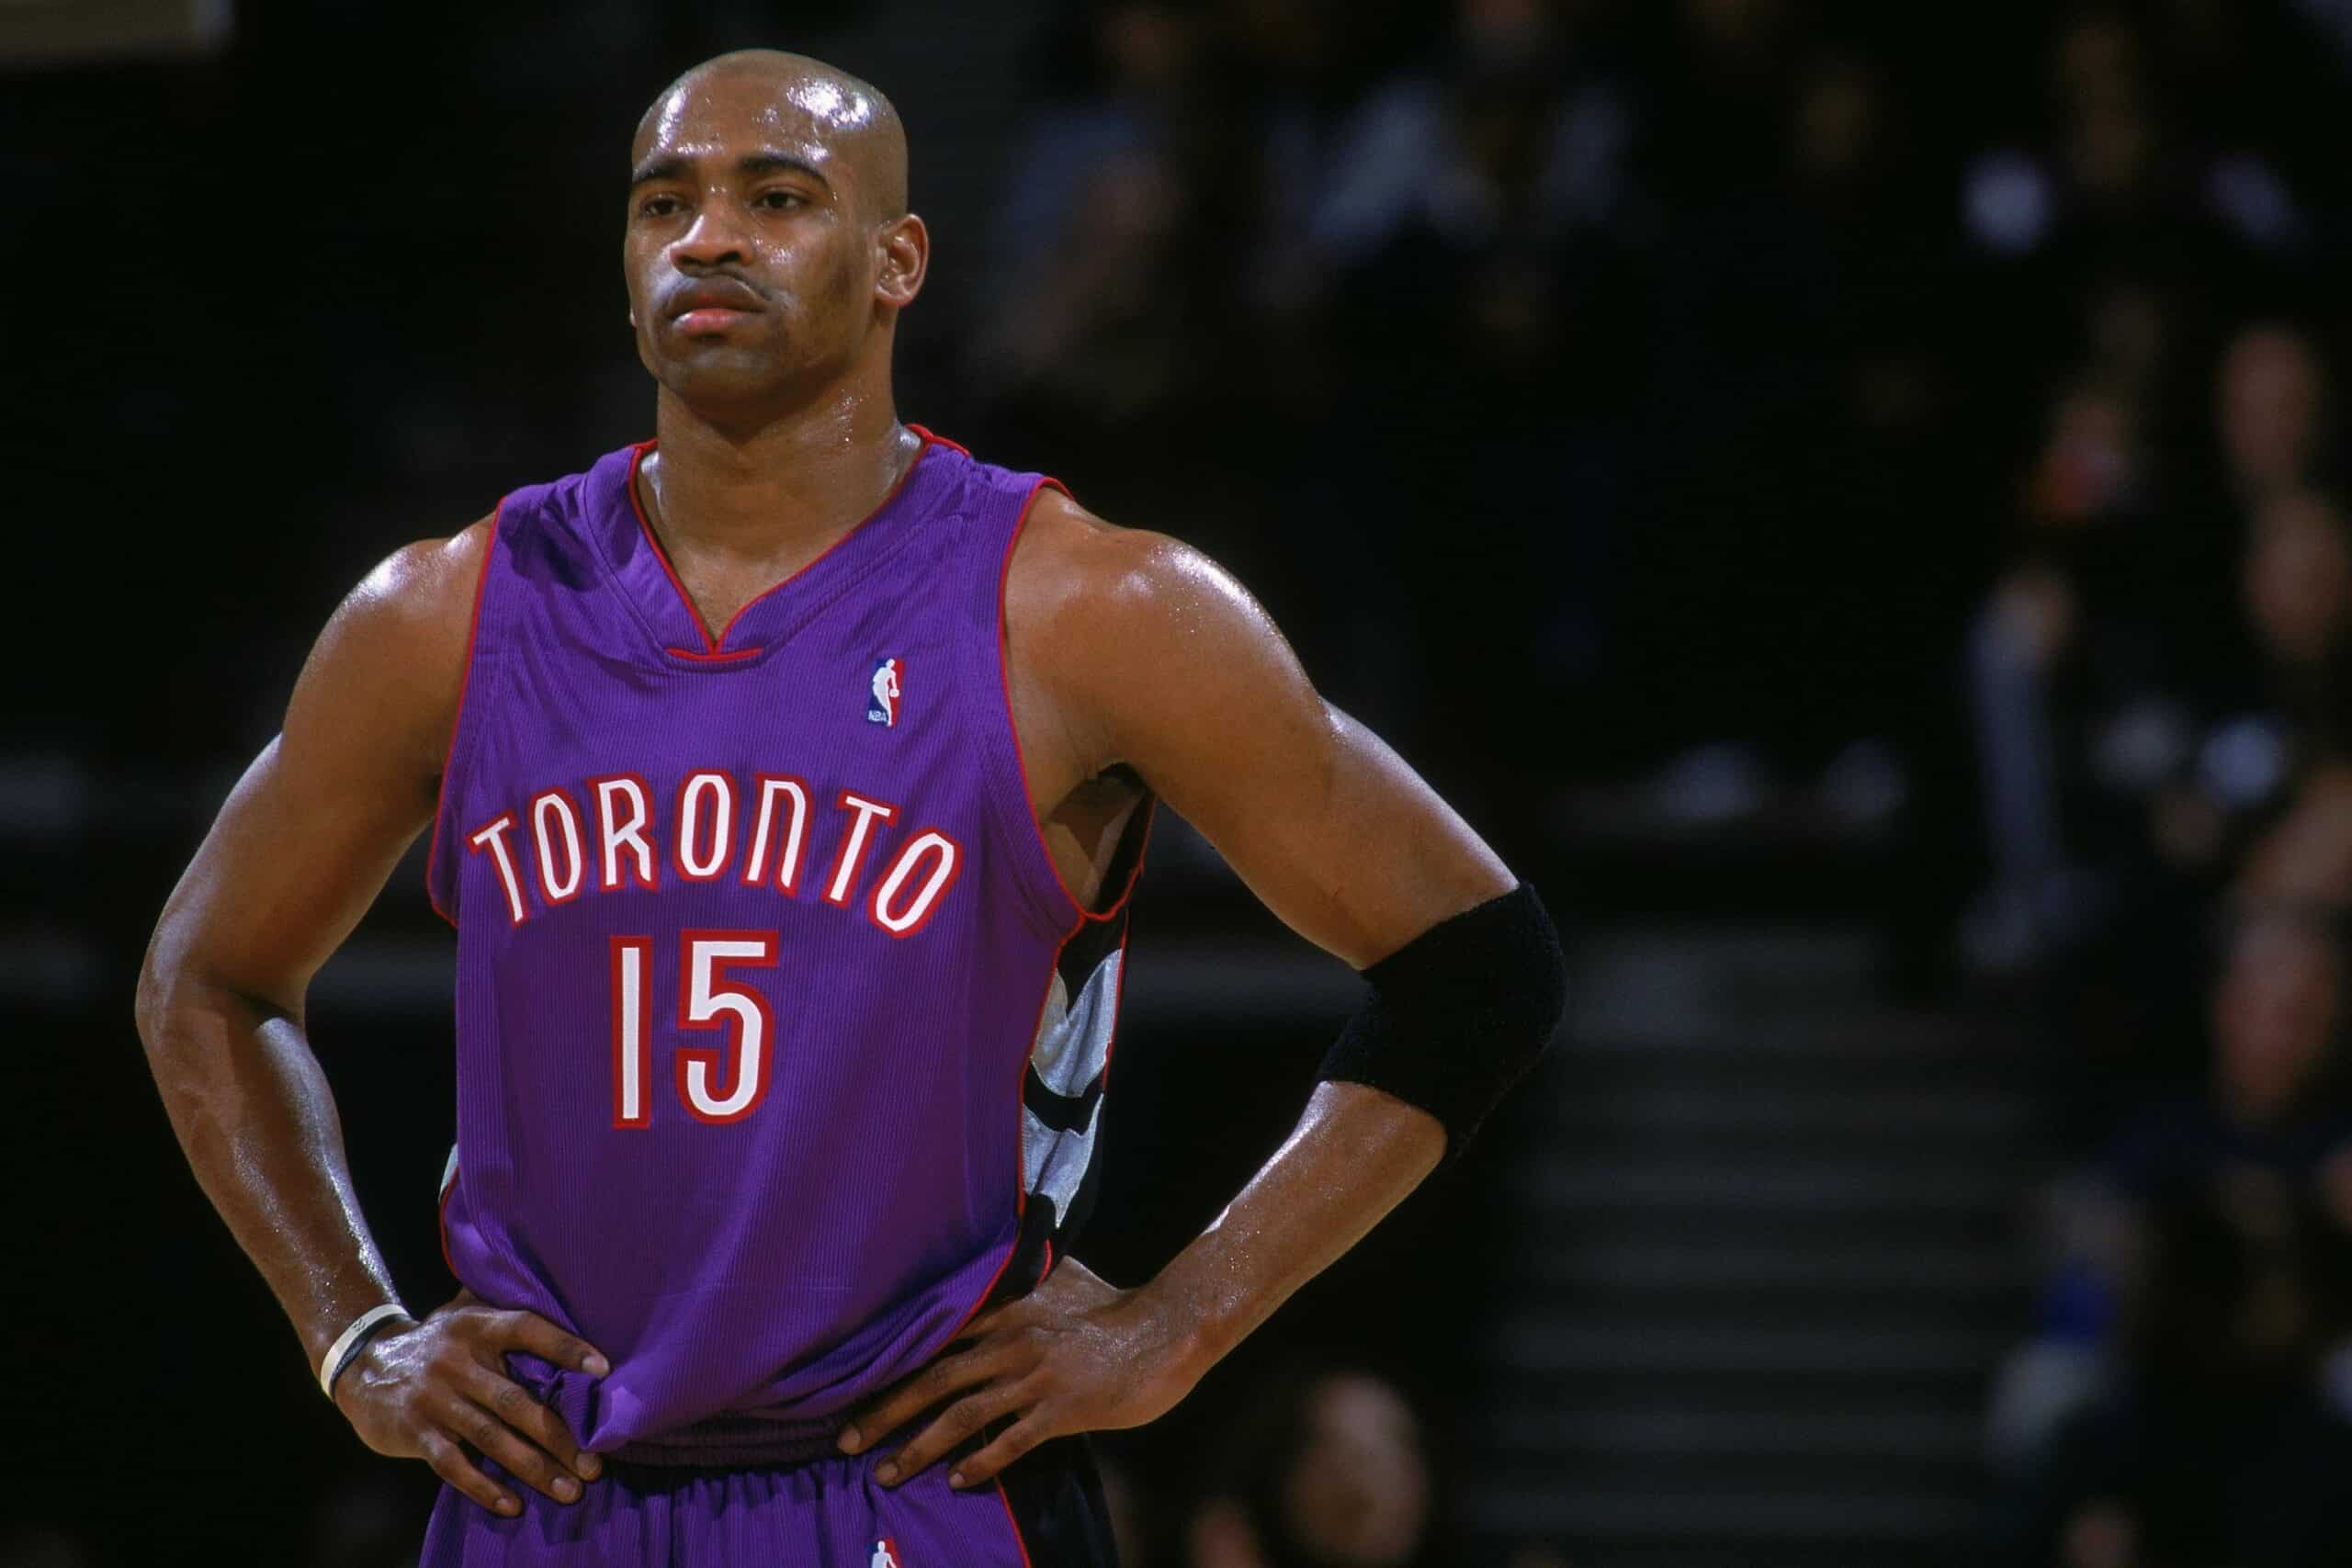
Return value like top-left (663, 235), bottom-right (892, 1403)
top-left (11, 0), bottom-right (2352, 1564)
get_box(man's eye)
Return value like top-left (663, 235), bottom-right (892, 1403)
top-left (639, 195), bottom-right (684, 218)
top-left (757, 190), bottom-right (804, 210)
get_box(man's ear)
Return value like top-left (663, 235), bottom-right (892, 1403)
top-left (875, 213), bottom-right (930, 310)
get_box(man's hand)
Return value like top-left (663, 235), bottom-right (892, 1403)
top-left (334, 1287), bottom-right (610, 1517)
top-left (837, 1258), bottom-right (1199, 1489)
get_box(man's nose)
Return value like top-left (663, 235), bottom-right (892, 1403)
top-left (671, 200), bottom-right (750, 270)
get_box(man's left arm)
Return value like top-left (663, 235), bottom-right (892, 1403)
top-left (841, 513), bottom-right (1567, 1486)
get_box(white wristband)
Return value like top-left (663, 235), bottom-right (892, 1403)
top-left (319, 1303), bottom-right (410, 1401)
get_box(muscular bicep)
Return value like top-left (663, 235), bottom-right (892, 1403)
top-left (1056, 531), bottom-right (1513, 967)
top-left (146, 525), bottom-right (489, 1011)
top-left (1161, 696), bottom-right (1513, 968)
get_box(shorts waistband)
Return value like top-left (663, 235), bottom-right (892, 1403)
top-left (606, 1415), bottom-right (848, 1470)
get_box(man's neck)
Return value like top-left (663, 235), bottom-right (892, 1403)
top-left (641, 381), bottom-right (920, 563)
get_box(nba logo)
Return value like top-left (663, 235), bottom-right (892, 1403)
top-left (867, 657), bottom-right (902, 727)
top-left (870, 1539), bottom-right (903, 1568)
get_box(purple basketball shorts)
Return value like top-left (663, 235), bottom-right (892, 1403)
top-left (418, 1434), bottom-right (1114, 1566)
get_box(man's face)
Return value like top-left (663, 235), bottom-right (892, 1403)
top-left (622, 72), bottom-right (885, 409)
top-left (2220, 328), bottom-right (2323, 495)
top-left (2245, 490), bottom-right (2352, 668)
top-left (2213, 910), bottom-right (2342, 1123)
top-left (1280, 1374), bottom-right (1429, 1567)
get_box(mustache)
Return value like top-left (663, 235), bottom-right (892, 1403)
top-left (658, 274), bottom-right (771, 317)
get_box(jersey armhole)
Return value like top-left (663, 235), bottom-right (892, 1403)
top-left (424, 506), bottom-right (505, 928)
top-left (978, 475), bottom-right (1155, 939)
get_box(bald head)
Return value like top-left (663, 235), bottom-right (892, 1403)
top-left (635, 50), bottom-right (908, 221)
top-left (621, 48), bottom-right (929, 418)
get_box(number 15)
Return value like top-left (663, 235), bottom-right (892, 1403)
top-left (609, 930), bottom-right (776, 1126)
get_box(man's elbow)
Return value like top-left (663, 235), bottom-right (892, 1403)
top-left (133, 919), bottom-right (276, 1066)
top-left (135, 925), bottom-right (187, 1057)
top-left (1317, 880), bottom-right (1567, 1161)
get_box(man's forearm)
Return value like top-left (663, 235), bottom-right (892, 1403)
top-left (135, 965), bottom-right (403, 1370)
top-left (1142, 1079), bottom-right (1444, 1377)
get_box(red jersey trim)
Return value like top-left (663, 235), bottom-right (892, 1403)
top-left (663, 645), bottom-right (762, 663)
top-left (424, 505), bottom-right (503, 930)
top-left (907, 421), bottom-right (969, 457)
top-left (436, 1170), bottom-right (460, 1279)
top-left (995, 1479), bottom-right (1038, 1568)
top-left (993, 477), bottom-right (1153, 931)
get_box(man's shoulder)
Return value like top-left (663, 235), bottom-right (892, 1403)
top-left (1002, 485), bottom-right (1281, 731)
top-left (271, 514), bottom-right (500, 791)
top-left (356, 520), bottom-right (497, 643)
top-left (310, 518), bottom-right (498, 738)
top-left (363, 435), bottom-right (638, 621)
top-left (1005, 487), bottom-right (1209, 637)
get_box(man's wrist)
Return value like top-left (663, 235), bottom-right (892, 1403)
top-left (319, 1301), bottom-right (413, 1401)
top-left (1134, 1263), bottom-right (1238, 1384)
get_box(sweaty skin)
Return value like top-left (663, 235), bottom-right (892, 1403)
top-left (136, 50), bottom-right (1512, 1514)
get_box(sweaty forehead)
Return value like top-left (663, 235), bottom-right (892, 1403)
top-left (640, 73), bottom-right (856, 151)
top-left (632, 61), bottom-right (904, 213)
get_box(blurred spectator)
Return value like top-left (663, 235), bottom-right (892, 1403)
top-left (1988, 900), bottom-right (2352, 1566)
top-left (1964, 319), bottom-right (2350, 1126)
top-left (1962, 9), bottom-right (2304, 274)
top-left (1235, 0), bottom-right (1649, 781)
top-left (1956, 8), bottom-right (2315, 513)
top-left (2241, 488), bottom-right (2352, 750)
top-left (2217, 323), bottom-right (2334, 508)
top-left (1963, 376), bottom-right (2177, 988)
top-left (1631, 20), bottom-right (1968, 786)
top-left (1187, 1369), bottom-right (1433, 1568)
top-left (970, 0), bottom-right (1213, 437)
top-left (2241, 764), bottom-right (2352, 905)
top-left (1096, 1450), bottom-right (1152, 1568)
top-left (1275, 0), bottom-right (1634, 280)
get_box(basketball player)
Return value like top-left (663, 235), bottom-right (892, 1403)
top-left (135, 50), bottom-right (1565, 1566)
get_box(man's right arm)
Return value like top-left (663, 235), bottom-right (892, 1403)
top-left (134, 519), bottom-right (604, 1517)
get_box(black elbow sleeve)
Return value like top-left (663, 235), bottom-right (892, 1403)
top-left (1316, 880), bottom-right (1567, 1161)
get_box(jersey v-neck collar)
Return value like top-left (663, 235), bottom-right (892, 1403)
top-left (589, 426), bottom-right (954, 667)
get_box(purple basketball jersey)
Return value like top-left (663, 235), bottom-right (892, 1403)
top-left (424, 426), bottom-right (1149, 1464)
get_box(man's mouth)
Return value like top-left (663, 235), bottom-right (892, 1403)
top-left (665, 280), bottom-right (767, 333)
top-left (674, 306), bottom-right (755, 333)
